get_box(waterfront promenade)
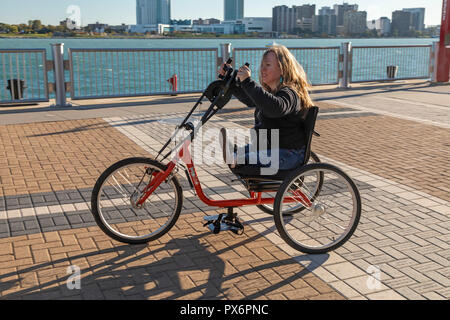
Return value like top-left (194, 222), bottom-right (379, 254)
top-left (0, 80), bottom-right (449, 300)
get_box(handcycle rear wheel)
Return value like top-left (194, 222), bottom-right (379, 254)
top-left (91, 157), bottom-right (183, 244)
top-left (256, 152), bottom-right (324, 216)
top-left (273, 163), bottom-right (361, 254)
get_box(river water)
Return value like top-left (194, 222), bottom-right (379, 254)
top-left (0, 38), bottom-right (437, 101)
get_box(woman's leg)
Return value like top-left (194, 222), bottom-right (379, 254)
top-left (276, 148), bottom-right (306, 170)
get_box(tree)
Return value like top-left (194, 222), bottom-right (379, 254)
top-left (0, 23), bottom-right (11, 32)
top-left (10, 25), bottom-right (18, 33)
top-left (32, 20), bottom-right (42, 32)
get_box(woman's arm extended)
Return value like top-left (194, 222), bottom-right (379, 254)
top-left (230, 85), bottom-right (257, 108)
top-left (240, 78), bottom-right (299, 118)
top-left (217, 62), bottom-right (256, 108)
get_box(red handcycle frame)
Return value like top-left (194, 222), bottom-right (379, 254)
top-left (136, 139), bottom-right (312, 210)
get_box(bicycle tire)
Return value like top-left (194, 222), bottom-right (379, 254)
top-left (91, 157), bottom-right (183, 244)
top-left (273, 163), bottom-right (361, 254)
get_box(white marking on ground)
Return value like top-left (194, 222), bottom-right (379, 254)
top-left (327, 100), bottom-right (450, 129)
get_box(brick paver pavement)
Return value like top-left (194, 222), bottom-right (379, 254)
top-left (0, 118), bottom-right (150, 197)
top-left (0, 113), bottom-right (344, 300)
top-left (0, 95), bottom-right (449, 300)
top-left (0, 212), bottom-right (343, 300)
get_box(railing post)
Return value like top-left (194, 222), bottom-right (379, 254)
top-left (339, 42), bottom-right (352, 89)
top-left (51, 43), bottom-right (70, 107)
top-left (220, 43), bottom-right (232, 66)
top-left (430, 41), bottom-right (439, 83)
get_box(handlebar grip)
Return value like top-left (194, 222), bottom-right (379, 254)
top-left (219, 58), bottom-right (234, 80)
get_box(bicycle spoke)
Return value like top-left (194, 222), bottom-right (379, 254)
top-left (321, 215), bottom-right (346, 230)
top-left (111, 175), bottom-right (128, 199)
top-left (118, 171), bottom-right (139, 193)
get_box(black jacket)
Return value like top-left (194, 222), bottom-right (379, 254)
top-left (231, 78), bottom-right (306, 150)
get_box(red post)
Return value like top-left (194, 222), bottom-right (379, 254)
top-left (437, 0), bottom-right (450, 82)
top-left (167, 74), bottom-right (178, 94)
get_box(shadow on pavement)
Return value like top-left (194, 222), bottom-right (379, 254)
top-left (24, 106), bottom-right (250, 138)
top-left (313, 82), bottom-right (441, 102)
top-left (0, 225), bottom-right (329, 300)
top-left (0, 96), bottom-right (201, 115)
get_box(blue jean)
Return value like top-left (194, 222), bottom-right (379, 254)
top-left (235, 145), bottom-right (306, 171)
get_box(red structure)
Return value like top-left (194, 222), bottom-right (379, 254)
top-left (437, 0), bottom-right (450, 82)
top-left (167, 74), bottom-right (178, 92)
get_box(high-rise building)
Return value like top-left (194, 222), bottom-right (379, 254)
top-left (294, 4), bottom-right (316, 20)
top-left (293, 4), bottom-right (315, 32)
top-left (343, 11), bottom-right (367, 35)
top-left (272, 5), bottom-right (291, 33)
top-left (224, 0), bottom-right (244, 21)
top-left (319, 6), bottom-right (334, 16)
top-left (403, 8), bottom-right (425, 31)
top-left (391, 10), bottom-right (412, 36)
top-left (136, 0), bottom-right (171, 25)
top-left (334, 3), bottom-right (358, 26)
top-left (367, 17), bottom-right (391, 35)
top-left (379, 17), bottom-right (391, 35)
top-left (272, 4), bottom-right (315, 34)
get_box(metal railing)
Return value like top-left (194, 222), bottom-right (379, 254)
top-left (0, 43), bottom-right (440, 106)
top-left (0, 49), bottom-right (49, 103)
top-left (350, 45), bottom-right (433, 83)
top-left (68, 48), bottom-right (219, 99)
top-left (233, 47), bottom-right (341, 86)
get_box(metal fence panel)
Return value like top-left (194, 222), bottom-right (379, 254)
top-left (1, 45), bottom-right (435, 104)
top-left (233, 47), bottom-right (340, 86)
top-left (351, 45), bottom-right (432, 82)
top-left (68, 48), bottom-right (218, 99)
top-left (0, 49), bottom-right (49, 103)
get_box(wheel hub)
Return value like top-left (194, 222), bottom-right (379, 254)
top-left (130, 192), bottom-right (145, 209)
top-left (312, 203), bottom-right (326, 217)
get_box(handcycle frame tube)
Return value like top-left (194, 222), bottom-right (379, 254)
top-left (138, 138), bottom-right (312, 209)
top-left (158, 84), bottom-right (229, 162)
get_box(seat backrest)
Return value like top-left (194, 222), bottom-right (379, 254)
top-left (301, 106), bottom-right (319, 166)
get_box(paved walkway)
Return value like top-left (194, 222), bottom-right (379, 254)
top-left (0, 81), bottom-right (449, 300)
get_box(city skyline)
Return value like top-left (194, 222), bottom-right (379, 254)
top-left (0, 0), bottom-right (443, 27)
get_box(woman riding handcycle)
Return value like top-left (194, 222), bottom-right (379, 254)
top-left (91, 45), bottom-right (361, 254)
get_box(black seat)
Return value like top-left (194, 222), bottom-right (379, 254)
top-left (232, 106), bottom-right (319, 188)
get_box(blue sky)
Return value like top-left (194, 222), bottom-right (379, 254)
top-left (0, 0), bottom-right (443, 26)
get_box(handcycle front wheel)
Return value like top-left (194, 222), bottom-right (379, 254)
top-left (91, 157), bottom-right (183, 244)
top-left (256, 151), bottom-right (324, 216)
top-left (273, 163), bottom-right (361, 254)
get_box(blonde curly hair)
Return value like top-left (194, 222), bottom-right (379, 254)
top-left (259, 45), bottom-right (314, 110)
